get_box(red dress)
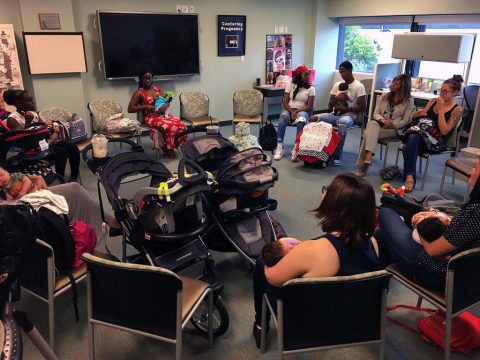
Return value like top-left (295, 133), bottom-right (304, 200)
top-left (140, 87), bottom-right (187, 149)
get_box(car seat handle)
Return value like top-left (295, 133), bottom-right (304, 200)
top-left (177, 158), bottom-right (207, 185)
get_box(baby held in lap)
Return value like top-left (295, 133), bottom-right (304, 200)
top-left (262, 238), bottom-right (299, 266)
top-left (412, 213), bottom-right (449, 243)
top-left (333, 82), bottom-right (350, 116)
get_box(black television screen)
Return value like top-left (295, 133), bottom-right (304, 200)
top-left (97, 11), bottom-right (200, 80)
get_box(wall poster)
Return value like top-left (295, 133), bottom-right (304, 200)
top-left (266, 34), bottom-right (292, 85)
top-left (217, 15), bottom-right (246, 56)
top-left (0, 24), bottom-right (24, 109)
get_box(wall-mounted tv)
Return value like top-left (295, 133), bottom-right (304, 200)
top-left (97, 11), bottom-right (200, 80)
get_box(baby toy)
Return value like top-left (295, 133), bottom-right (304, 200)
top-left (154, 91), bottom-right (174, 111)
top-left (380, 183), bottom-right (405, 197)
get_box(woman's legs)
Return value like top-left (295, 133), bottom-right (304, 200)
top-left (296, 111), bottom-right (310, 135)
top-left (51, 145), bottom-right (68, 178)
top-left (56, 141), bottom-right (80, 179)
top-left (276, 109), bottom-right (291, 143)
top-left (253, 258), bottom-right (281, 325)
top-left (402, 133), bottom-right (426, 190)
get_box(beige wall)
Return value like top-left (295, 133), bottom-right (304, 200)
top-left (326, 0), bottom-right (480, 17)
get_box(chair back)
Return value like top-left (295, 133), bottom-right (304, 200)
top-left (444, 114), bottom-right (463, 150)
top-left (83, 253), bottom-right (182, 339)
top-left (280, 270), bottom-right (391, 351)
top-left (38, 107), bottom-right (72, 123)
top-left (233, 89), bottom-right (263, 117)
top-left (447, 248), bottom-right (480, 315)
top-left (358, 79), bottom-right (373, 127)
top-left (180, 91), bottom-right (209, 119)
top-left (88, 99), bottom-right (123, 132)
top-left (464, 85), bottom-right (479, 110)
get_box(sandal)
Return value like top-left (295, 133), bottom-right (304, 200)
top-left (404, 179), bottom-right (416, 193)
top-left (355, 162), bottom-right (371, 177)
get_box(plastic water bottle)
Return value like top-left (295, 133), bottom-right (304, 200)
top-left (337, 123), bottom-right (347, 137)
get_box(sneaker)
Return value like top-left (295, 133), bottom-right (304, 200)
top-left (333, 159), bottom-right (342, 166)
top-left (273, 143), bottom-right (283, 160)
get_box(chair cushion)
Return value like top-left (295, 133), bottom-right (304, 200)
top-left (180, 276), bottom-right (210, 320)
top-left (233, 115), bottom-right (262, 124)
top-left (181, 91), bottom-right (209, 118)
top-left (386, 264), bottom-right (446, 307)
top-left (89, 99), bottom-right (123, 130)
top-left (445, 158), bottom-right (472, 177)
top-left (184, 116), bottom-right (219, 127)
top-left (39, 107), bottom-right (73, 123)
top-left (233, 89), bottom-right (263, 117)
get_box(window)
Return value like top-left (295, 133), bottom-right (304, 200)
top-left (336, 18), bottom-right (411, 73)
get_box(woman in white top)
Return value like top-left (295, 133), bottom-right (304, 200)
top-left (274, 65), bottom-right (315, 161)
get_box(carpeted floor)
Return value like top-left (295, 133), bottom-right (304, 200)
top-left (19, 123), bottom-right (479, 359)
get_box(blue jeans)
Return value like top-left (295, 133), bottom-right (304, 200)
top-left (402, 133), bottom-right (427, 180)
top-left (375, 208), bottom-right (445, 290)
top-left (277, 109), bottom-right (309, 143)
top-left (253, 258), bottom-right (281, 325)
top-left (315, 112), bottom-right (354, 161)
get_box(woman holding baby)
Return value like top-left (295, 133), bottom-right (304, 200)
top-left (356, 74), bottom-right (414, 177)
top-left (376, 177), bottom-right (480, 291)
top-left (251, 174), bottom-right (380, 348)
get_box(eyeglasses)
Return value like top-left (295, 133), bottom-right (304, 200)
top-left (440, 89), bottom-right (454, 94)
top-left (322, 185), bottom-right (328, 194)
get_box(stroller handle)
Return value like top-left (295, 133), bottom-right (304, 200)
top-left (174, 126), bottom-right (210, 146)
top-left (216, 167), bottom-right (279, 190)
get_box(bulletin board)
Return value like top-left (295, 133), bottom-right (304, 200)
top-left (0, 24), bottom-right (24, 109)
top-left (23, 32), bottom-right (87, 75)
top-left (266, 34), bottom-right (292, 84)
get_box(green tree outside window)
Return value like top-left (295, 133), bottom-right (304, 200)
top-left (344, 26), bottom-right (382, 72)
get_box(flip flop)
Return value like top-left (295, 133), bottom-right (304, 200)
top-left (404, 179), bottom-right (416, 193)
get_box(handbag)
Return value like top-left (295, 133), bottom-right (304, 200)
top-left (379, 165), bottom-right (402, 180)
top-left (387, 305), bottom-right (480, 353)
top-left (64, 113), bottom-right (88, 143)
top-left (258, 119), bottom-right (277, 151)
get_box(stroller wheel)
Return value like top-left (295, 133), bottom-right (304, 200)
top-left (190, 295), bottom-right (229, 337)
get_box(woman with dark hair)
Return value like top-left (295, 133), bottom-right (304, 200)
top-left (356, 74), bottom-right (414, 176)
top-left (273, 65), bottom-right (315, 161)
top-left (128, 71), bottom-right (187, 158)
top-left (2, 89), bottom-right (80, 182)
top-left (401, 75), bottom-right (464, 191)
top-left (376, 176), bottom-right (480, 291)
top-left (251, 173), bottom-right (379, 348)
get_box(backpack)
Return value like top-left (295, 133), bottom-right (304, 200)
top-left (387, 305), bottom-right (480, 353)
top-left (70, 220), bottom-right (97, 268)
top-left (64, 113), bottom-right (88, 144)
top-left (258, 119), bottom-right (277, 151)
top-left (36, 207), bottom-right (79, 322)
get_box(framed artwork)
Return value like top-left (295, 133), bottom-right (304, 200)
top-left (217, 15), bottom-right (246, 56)
top-left (266, 34), bottom-right (292, 84)
top-left (38, 13), bottom-right (61, 30)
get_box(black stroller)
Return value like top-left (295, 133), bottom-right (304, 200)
top-left (83, 143), bottom-right (229, 336)
top-left (177, 130), bottom-right (280, 265)
top-left (0, 122), bottom-right (62, 184)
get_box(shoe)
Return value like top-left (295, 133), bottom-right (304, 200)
top-left (333, 159), bottom-right (341, 166)
top-left (273, 143), bottom-right (283, 160)
top-left (252, 322), bottom-right (269, 349)
top-left (404, 179), bottom-right (416, 193)
top-left (355, 161), bottom-right (371, 177)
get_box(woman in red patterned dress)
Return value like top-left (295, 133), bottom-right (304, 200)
top-left (128, 71), bottom-right (187, 158)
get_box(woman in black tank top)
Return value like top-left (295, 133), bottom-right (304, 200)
top-left (401, 75), bottom-right (464, 192)
top-left (252, 174), bottom-right (379, 348)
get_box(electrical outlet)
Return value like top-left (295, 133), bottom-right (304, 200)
top-left (181, 5), bottom-right (189, 13)
top-left (285, 26), bottom-right (289, 33)
top-left (274, 26), bottom-right (279, 34)
top-left (240, 55), bottom-right (245, 62)
top-left (176, 5), bottom-right (182, 13)
top-left (189, 5), bottom-right (195, 13)
top-left (279, 26), bottom-right (284, 33)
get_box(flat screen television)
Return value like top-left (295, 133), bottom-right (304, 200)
top-left (97, 11), bottom-right (200, 80)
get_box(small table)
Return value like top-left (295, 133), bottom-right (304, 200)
top-left (254, 85), bottom-right (285, 124)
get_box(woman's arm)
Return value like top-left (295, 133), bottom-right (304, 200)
top-left (412, 99), bottom-right (435, 119)
top-left (297, 95), bottom-right (315, 113)
top-left (392, 98), bottom-right (415, 129)
top-left (282, 91), bottom-right (292, 114)
top-left (421, 236), bottom-right (456, 257)
top-left (264, 239), bottom-right (339, 286)
top-left (372, 94), bottom-right (386, 122)
top-left (127, 91), bottom-right (152, 113)
top-left (438, 105), bottom-right (462, 136)
top-left (6, 116), bottom-right (22, 130)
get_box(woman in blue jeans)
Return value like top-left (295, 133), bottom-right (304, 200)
top-left (376, 177), bottom-right (480, 291)
top-left (252, 174), bottom-right (380, 348)
top-left (402, 75), bottom-right (463, 192)
top-left (273, 65), bottom-right (315, 161)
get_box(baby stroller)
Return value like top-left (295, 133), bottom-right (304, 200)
top-left (83, 143), bottom-right (229, 336)
top-left (177, 129), bottom-right (280, 265)
top-left (0, 122), bottom-right (62, 184)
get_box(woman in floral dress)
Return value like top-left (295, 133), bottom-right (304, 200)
top-left (128, 71), bottom-right (186, 158)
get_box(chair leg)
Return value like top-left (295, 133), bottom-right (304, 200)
top-left (416, 296), bottom-right (423, 308)
top-left (395, 147), bottom-right (401, 167)
top-left (464, 185), bottom-right (471, 203)
top-left (383, 143), bottom-right (390, 170)
top-left (379, 144), bottom-right (383, 160)
top-left (88, 322), bottom-right (95, 360)
top-left (47, 259), bottom-right (55, 350)
top-left (208, 291), bottom-right (213, 347)
top-left (439, 165), bottom-right (448, 195)
top-left (421, 157), bottom-right (431, 191)
top-left (444, 314), bottom-right (452, 360)
top-left (277, 301), bottom-right (284, 360)
top-left (452, 170), bottom-right (456, 185)
top-left (176, 293), bottom-right (182, 360)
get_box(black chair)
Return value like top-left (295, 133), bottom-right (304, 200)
top-left (260, 270), bottom-right (392, 359)
top-left (386, 248), bottom-right (480, 360)
top-left (83, 253), bottom-right (213, 360)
